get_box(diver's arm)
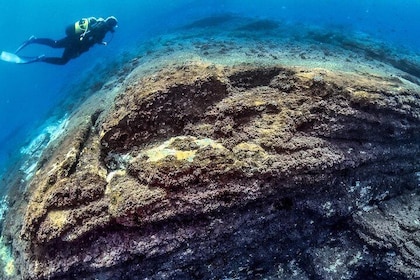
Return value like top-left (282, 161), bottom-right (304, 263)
top-left (88, 18), bottom-right (109, 45)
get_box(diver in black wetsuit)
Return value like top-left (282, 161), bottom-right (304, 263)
top-left (17, 16), bottom-right (118, 65)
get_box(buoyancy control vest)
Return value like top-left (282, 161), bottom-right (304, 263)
top-left (65, 17), bottom-right (103, 39)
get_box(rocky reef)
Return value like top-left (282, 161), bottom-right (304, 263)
top-left (1, 17), bottom-right (420, 280)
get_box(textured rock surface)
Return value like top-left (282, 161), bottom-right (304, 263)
top-left (2, 34), bottom-right (420, 279)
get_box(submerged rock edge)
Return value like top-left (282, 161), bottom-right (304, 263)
top-left (1, 56), bottom-right (420, 279)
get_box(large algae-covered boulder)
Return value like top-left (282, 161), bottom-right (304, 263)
top-left (2, 57), bottom-right (420, 279)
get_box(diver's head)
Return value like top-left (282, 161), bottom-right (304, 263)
top-left (106, 16), bottom-right (118, 31)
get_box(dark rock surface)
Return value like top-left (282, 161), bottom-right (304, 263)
top-left (1, 18), bottom-right (420, 280)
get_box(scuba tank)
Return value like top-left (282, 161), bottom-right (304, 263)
top-left (74, 18), bottom-right (89, 36)
top-left (65, 18), bottom-right (95, 40)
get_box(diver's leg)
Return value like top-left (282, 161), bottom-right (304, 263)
top-left (16, 37), bottom-right (68, 53)
top-left (49, 47), bottom-right (78, 65)
top-left (31, 38), bottom-right (68, 48)
top-left (37, 47), bottom-right (75, 65)
top-left (25, 43), bottom-right (76, 65)
top-left (15, 36), bottom-right (37, 53)
top-left (38, 56), bottom-right (71, 65)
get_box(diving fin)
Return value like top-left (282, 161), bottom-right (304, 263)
top-left (0, 51), bottom-right (42, 64)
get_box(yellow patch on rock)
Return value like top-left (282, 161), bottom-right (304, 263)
top-left (47, 210), bottom-right (69, 230)
top-left (254, 100), bottom-right (266, 106)
top-left (143, 136), bottom-right (225, 163)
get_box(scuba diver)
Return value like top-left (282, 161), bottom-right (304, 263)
top-left (14, 16), bottom-right (118, 65)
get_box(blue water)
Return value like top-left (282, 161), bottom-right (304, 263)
top-left (0, 0), bottom-right (419, 184)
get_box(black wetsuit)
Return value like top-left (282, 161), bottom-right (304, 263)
top-left (31, 19), bottom-right (110, 65)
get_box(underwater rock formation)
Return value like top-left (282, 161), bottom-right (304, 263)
top-left (1, 18), bottom-right (420, 280)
